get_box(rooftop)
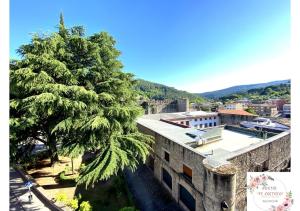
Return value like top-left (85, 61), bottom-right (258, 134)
top-left (218, 109), bottom-right (257, 116)
top-left (141, 111), bottom-right (218, 121)
top-left (137, 116), bottom-right (263, 158)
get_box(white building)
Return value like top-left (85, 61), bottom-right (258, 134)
top-left (166, 111), bottom-right (220, 129)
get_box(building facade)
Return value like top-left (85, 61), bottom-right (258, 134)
top-left (247, 104), bottom-right (278, 117)
top-left (265, 99), bottom-right (288, 112)
top-left (218, 109), bottom-right (257, 125)
top-left (167, 111), bottom-right (220, 129)
top-left (223, 103), bottom-right (244, 110)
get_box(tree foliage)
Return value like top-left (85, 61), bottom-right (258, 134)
top-left (10, 14), bottom-right (153, 187)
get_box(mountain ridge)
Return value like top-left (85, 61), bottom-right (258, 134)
top-left (197, 79), bottom-right (290, 99)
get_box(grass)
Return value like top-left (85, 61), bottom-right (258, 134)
top-left (75, 174), bottom-right (136, 211)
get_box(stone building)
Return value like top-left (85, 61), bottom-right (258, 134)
top-left (140, 98), bottom-right (189, 114)
top-left (137, 113), bottom-right (290, 211)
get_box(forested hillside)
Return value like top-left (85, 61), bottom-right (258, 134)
top-left (219, 83), bottom-right (290, 102)
top-left (134, 79), bottom-right (206, 102)
top-left (198, 80), bottom-right (290, 99)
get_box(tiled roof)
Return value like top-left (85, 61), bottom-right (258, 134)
top-left (218, 109), bottom-right (257, 116)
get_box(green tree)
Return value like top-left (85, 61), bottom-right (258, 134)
top-left (10, 14), bottom-right (153, 187)
top-left (245, 108), bottom-right (257, 115)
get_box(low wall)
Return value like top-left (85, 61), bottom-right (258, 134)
top-left (15, 167), bottom-right (65, 211)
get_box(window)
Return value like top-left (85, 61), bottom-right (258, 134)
top-left (183, 164), bottom-right (192, 181)
top-left (181, 121), bottom-right (184, 125)
top-left (179, 185), bottom-right (195, 211)
top-left (162, 168), bottom-right (172, 189)
top-left (214, 116), bottom-right (216, 119)
top-left (205, 118), bottom-right (207, 120)
top-left (200, 124), bottom-right (203, 128)
top-left (200, 118), bottom-right (202, 121)
top-left (205, 123), bottom-right (208, 128)
top-left (209, 117), bottom-right (212, 120)
top-left (164, 151), bottom-right (170, 162)
top-left (209, 123), bottom-right (212, 127)
top-left (194, 119), bottom-right (197, 121)
top-left (214, 122), bottom-right (217, 126)
top-left (186, 121), bottom-right (189, 126)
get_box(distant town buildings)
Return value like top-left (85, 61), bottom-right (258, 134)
top-left (137, 111), bottom-right (290, 211)
top-left (222, 102), bottom-right (245, 110)
top-left (247, 104), bottom-right (278, 117)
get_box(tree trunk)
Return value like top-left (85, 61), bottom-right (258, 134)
top-left (48, 134), bottom-right (59, 165)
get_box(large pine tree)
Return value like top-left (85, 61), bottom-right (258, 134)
top-left (10, 15), bottom-right (153, 187)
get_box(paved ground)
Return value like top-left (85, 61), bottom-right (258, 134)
top-left (10, 167), bottom-right (50, 211)
top-left (124, 165), bottom-right (183, 211)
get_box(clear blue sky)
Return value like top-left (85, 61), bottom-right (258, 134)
top-left (10, 0), bottom-right (290, 92)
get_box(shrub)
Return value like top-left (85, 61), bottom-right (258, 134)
top-left (59, 171), bottom-right (67, 180)
top-left (68, 198), bottom-right (79, 210)
top-left (79, 201), bottom-right (92, 211)
top-left (55, 191), bottom-right (68, 204)
top-left (58, 171), bottom-right (77, 184)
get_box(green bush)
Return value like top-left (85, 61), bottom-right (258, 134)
top-left (59, 171), bottom-right (67, 180)
top-left (79, 201), bottom-right (92, 211)
top-left (55, 191), bottom-right (68, 204)
top-left (58, 171), bottom-right (77, 184)
top-left (68, 198), bottom-right (79, 210)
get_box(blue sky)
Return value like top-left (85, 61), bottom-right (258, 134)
top-left (10, 0), bottom-right (291, 92)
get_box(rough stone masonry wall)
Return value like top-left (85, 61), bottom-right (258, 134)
top-left (227, 132), bottom-right (290, 211)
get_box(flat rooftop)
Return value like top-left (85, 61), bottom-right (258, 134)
top-left (137, 116), bottom-right (263, 158)
top-left (141, 111), bottom-right (218, 121)
top-left (193, 129), bottom-right (261, 156)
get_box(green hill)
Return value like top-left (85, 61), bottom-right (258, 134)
top-left (219, 83), bottom-right (290, 102)
top-left (134, 79), bottom-right (206, 103)
top-left (198, 80), bottom-right (290, 99)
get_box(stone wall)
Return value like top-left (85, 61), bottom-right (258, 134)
top-left (225, 132), bottom-right (291, 211)
top-left (138, 121), bottom-right (290, 211)
top-left (140, 99), bottom-right (189, 114)
top-left (219, 114), bottom-right (256, 125)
